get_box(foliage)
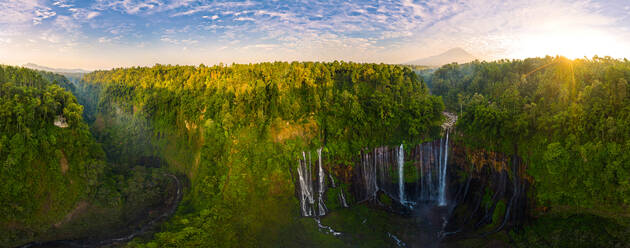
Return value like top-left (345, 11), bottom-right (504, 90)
top-left (0, 65), bottom-right (105, 245)
top-left (428, 56), bottom-right (630, 212)
top-left (77, 62), bottom-right (444, 247)
top-left (511, 213), bottom-right (630, 247)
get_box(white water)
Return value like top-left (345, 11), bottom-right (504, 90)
top-left (296, 149), bottom-right (342, 237)
top-left (297, 152), bottom-right (314, 216)
top-left (339, 189), bottom-right (349, 208)
top-left (438, 131), bottom-right (449, 206)
top-left (297, 149), bottom-right (329, 217)
top-left (317, 148), bottom-right (327, 216)
top-left (398, 144), bottom-right (405, 205)
top-left (298, 131), bottom-right (451, 213)
top-left (388, 232), bottom-right (407, 247)
top-left (315, 218), bottom-right (342, 236)
top-left (329, 173), bottom-right (336, 188)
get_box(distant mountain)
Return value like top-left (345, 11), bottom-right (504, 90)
top-left (22, 63), bottom-right (91, 74)
top-left (407, 48), bottom-right (476, 66)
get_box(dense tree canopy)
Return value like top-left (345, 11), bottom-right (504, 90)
top-left (0, 65), bottom-right (105, 243)
top-left (77, 62), bottom-right (444, 247)
top-left (428, 56), bottom-right (630, 212)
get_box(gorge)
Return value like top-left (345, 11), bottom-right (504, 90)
top-left (1, 57), bottom-right (630, 247)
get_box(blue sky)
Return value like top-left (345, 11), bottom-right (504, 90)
top-left (1, 0), bottom-right (629, 70)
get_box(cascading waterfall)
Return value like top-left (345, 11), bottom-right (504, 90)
top-left (296, 128), bottom-right (452, 213)
top-left (438, 131), bottom-right (449, 206)
top-left (297, 149), bottom-right (330, 217)
top-left (398, 144), bottom-right (405, 205)
top-left (297, 151), bottom-right (314, 216)
top-left (329, 173), bottom-right (336, 188)
top-left (292, 113), bottom-right (457, 244)
top-left (339, 189), bottom-right (349, 208)
top-left (354, 132), bottom-right (451, 207)
top-left (417, 132), bottom-right (450, 205)
top-left (317, 148), bottom-right (327, 216)
top-left (360, 149), bottom-right (380, 201)
top-left (296, 148), bottom-right (343, 236)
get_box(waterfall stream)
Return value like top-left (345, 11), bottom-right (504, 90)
top-left (352, 132), bottom-right (451, 207)
top-left (297, 151), bottom-right (314, 217)
top-left (438, 131), bottom-right (449, 206)
top-left (297, 149), bottom-right (329, 217)
top-left (317, 148), bottom-right (327, 216)
top-left (294, 130), bottom-right (452, 238)
top-left (398, 144), bottom-right (405, 205)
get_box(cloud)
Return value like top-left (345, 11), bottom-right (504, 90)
top-left (170, 1), bottom-right (258, 17)
top-left (98, 36), bottom-right (112, 43)
top-left (40, 31), bottom-right (63, 43)
top-left (54, 15), bottom-right (80, 32)
top-left (234, 17), bottom-right (254, 21)
top-left (1, 0), bottom-right (629, 68)
top-left (94, 0), bottom-right (164, 14)
top-left (203, 15), bottom-right (219, 20)
top-left (53, 0), bottom-right (73, 8)
top-left (0, 0), bottom-right (42, 24)
top-left (160, 36), bottom-right (198, 45)
top-left (33, 7), bottom-right (56, 24)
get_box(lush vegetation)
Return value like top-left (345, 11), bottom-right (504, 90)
top-left (428, 56), bottom-right (630, 218)
top-left (0, 65), bottom-right (105, 244)
top-left (76, 62), bottom-right (443, 246)
top-left (7, 56), bottom-right (629, 247)
top-left (0, 66), bottom-right (179, 247)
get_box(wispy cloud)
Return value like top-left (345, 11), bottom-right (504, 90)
top-left (0, 0), bottom-right (42, 24)
top-left (161, 36), bottom-right (198, 45)
top-left (170, 1), bottom-right (258, 17)
top-left (1, 0), bottom-right (629, 69)
top-left (94, 0), bottom-right (163, 14)
top-left (33, 7), bottom-right (56, 24)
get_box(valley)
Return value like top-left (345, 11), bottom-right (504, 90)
top-left (1, 57), bottom-right (629, 247)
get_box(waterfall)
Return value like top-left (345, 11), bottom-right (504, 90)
top-left (295, 149), bottom-right (343, 237)
top-left (438, 131), bottom-right (449, 206)
top-left (339, 189), bottom-right (349, 208)
top-left (388, 232), bottom-right (407, 247)
top-left (296, 148), bottom-right (329, 217)
top-left (360, 150), bottom-right (379, 201)
top-left (296, 128), bottom-right (452, 216)
top-left (315, 218), bottom-right (342, 236)
top-left (398, 144), bottom-right (405, 205)
top-left (297, 152), bottom-right (314, 216)
top-left (317, 148), bottom-right (327, 216)
top-left (329, 173), bottom-right (336, 188)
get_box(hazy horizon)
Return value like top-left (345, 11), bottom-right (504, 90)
top-left (2, 0), bottom-right (630, 70)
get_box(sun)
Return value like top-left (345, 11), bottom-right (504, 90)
top-left (512, 28), bottom-right (625, 59)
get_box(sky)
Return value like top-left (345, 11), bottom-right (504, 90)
top-left (0, 0), bottom-right (629, 70)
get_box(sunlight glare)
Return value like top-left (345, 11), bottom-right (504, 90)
top-left (512, 28), bottom-right (624, 59)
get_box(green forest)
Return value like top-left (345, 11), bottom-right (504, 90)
top-left (0, 65), bottom-right (100, 236)
top-left (428, 56), bottom-right (630, 246)
top-left (429, 56), bottom-right (630, 210)
top-left (1, 57), bottom-right (629, 247)
top-left (79, 62), bottom-right (444, 247)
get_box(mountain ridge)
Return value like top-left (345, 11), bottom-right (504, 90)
top-left (407, 48), bottom-right (476, 66)
top-left (22, 63), bottom-right (92, 74)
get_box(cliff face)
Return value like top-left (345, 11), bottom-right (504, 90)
top-left (292, 134), bottom-right (530, 243)
top-left (443, 142), bottom-right (530, 237)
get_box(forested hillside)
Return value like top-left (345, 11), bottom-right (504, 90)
top-left (6, 57), bottom-right (627, 247)
top-left (78, 62), bottom-right (444, 246)
top-left (0, 65), bottom-right (104, 244)
top-left (0, 66), bottom-right (180, 247)
top-left (428, 56), bottom-right (630, 246)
